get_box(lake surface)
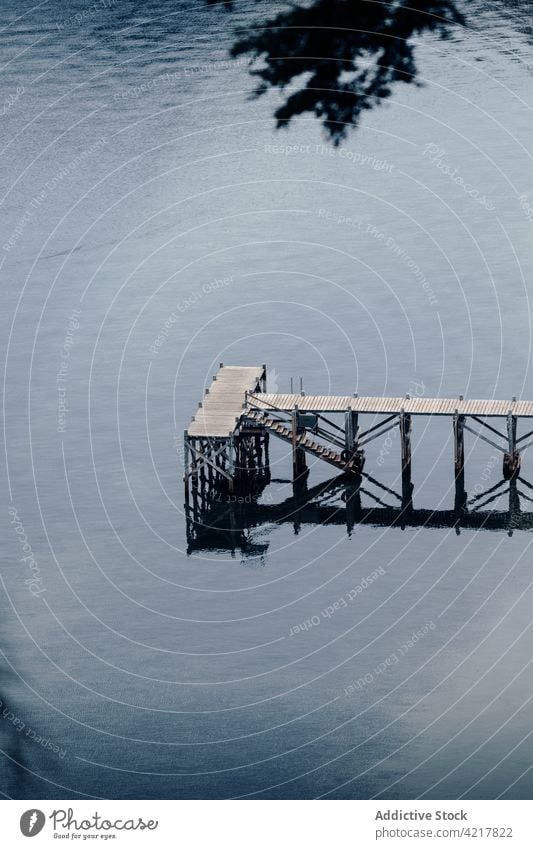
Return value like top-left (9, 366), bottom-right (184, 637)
top-left (2, 0), bottom-right (533, 799)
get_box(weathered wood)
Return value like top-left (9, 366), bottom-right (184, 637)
top-left (292, 406), bottom-right (308, 481)
top-left (188, 365), bottom-right (265, 437)
top-left (344, 408), bottom-right (358, 454)
top-left (503, 413), bottom-right (521, 479)
top-left (249, 393), bottom-right (533, 418)
top-left (399, 411), bottom-right (411, 473)
top-left (453, 413), bottom-right (465, 476)
top-left (399, 411), bottom-right (413, 510)
top-left (453, 413), bottom-right (466, 511)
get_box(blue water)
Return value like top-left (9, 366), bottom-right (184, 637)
top-left (2, 0), bottom-right (533, 799)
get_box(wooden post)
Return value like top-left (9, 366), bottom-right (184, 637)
top-left (262, 364), bottom-right (267, 392)
top-left (344, 407), bottom-right (359, 454)
top-left (504, 413), bottom-right (520, 479)
top-left (292, 406), bottom-right (307, 482)
top-left (201, 440), bottom-right (209, 492)
top-left (263, 431), bottom-right (271, 483)
top-left (453, 413), bottom-right (465, 476)
top-left (183, 431), bottom-right (190, 499)
top-left (453, 413), bottom-right (466, 512)
top-left (292, 407), bottom-right (298, 478)
top-left (190, 439), bottom-right (199, 489)
top-left (342, 406), bottom-right (361, 474)
top-left (399, 410), bottom-right (412, 510)
top-left (227, 437), bottom-right (235, 494)
top-left (207, 441), bottom-right (214, 487)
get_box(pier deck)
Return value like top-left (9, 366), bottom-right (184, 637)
top-left (187, 365), bottom-right (265, 438)
top-left (247, 394), bottom-right (533, 418)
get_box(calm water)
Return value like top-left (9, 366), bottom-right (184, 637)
top-left (2, 0), bottom-right (533, 799)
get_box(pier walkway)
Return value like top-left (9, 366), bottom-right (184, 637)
top-left (184, 365), bottom-right (533, 503)
top-left (187, 365), bottom-right (265, 438)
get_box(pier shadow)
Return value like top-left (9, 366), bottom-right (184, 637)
top-left (0, 662), bottom-right (27, 798)
top-left (185, 471), bottom-right (533, 555)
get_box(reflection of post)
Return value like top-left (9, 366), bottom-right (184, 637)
top-left (508, 477), bottom-right (521, 534)
top-left (255, 434), bottom-right (263, 468)
top-left (292, 471), bottom-right (308, 534)
top-left (399, 410), bottom-right (413, 510)
top-left (228, 502), bottom-right (238, 553)
top-left (453, 413), bottom-right (467, 512)
top-left (345, 482), bottom-right (362, 534)
top-left (185, 500), bottom-right (198, 552)
top-left (227, 437), bottom-right (235, 494)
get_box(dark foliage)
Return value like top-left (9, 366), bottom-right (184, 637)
top-left (207, 0), bottom-right (465, 143)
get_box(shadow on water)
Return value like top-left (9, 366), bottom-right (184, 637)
top-left (185, 471), bottom-right (533, 556)
top-left (0, 660), bottom-right (27, 799)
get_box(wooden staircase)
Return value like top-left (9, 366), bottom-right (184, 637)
top-left (247, 411), bottom-right (364, 475)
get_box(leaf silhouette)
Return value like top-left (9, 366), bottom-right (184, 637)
top-left (207, 0), bottom-right (465, 144)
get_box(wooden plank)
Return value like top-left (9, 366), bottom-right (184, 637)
top-left (187, 364), bottom-right (264, 438)
top-left (247, 393), bottom-right (533, 417)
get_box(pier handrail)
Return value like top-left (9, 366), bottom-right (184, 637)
top-left (247, 393), bottom-right (290, 416)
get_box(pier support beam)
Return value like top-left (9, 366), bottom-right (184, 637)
top-left (183, 431), bottom-right (190, 500)
top-left (453, 413), bottom-right (467, 511)
top-left (503, 414), bottom-right (521, 479)
top-left (343, 407), bottom-right (360, 471)
top-left (345, 408), bottom-right (358, 453)
top-left (341, 407), bottom-right (365, 475)
top-left (292, 406), bottom-right (308, 483)
top-left (228, 437), bottom-right (236, 493)
top-left (399, 411), bottom-right (413, 510)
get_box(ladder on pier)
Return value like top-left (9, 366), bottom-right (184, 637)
top-left (247, 410), bottom-right (364, 475)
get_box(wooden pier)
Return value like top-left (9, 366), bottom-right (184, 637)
top-left (184, 364), bottom-right (533, 518)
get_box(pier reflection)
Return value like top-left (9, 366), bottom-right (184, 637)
top-left (184, 472), bottom-right (533, 555)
